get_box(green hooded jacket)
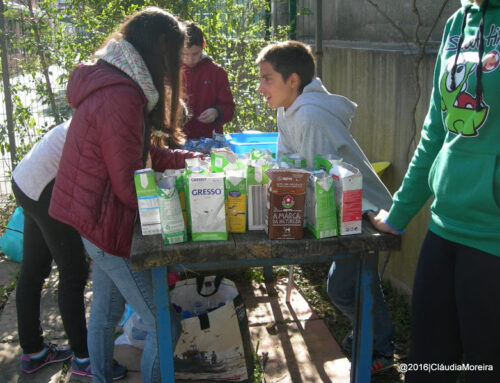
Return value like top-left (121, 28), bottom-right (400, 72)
top-left (386, 0), bottom-right (500, 256)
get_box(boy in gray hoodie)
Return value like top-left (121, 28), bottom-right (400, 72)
top-left (256, 40), bottom-right (395, 374)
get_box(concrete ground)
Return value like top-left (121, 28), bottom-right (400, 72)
top-left (0, 256), bottom-right (349, 382)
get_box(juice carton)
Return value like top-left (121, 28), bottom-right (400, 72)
top-left (225, 170), bottom-right (247, 233)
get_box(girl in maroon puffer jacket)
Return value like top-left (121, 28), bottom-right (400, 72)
top-left (49, 7), bottom-right (201, 383)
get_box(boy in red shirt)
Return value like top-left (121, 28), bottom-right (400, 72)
top-left (181, 21), bottom-right (235, 139)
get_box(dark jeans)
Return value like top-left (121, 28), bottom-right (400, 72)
top-left (406, 230), bottom-right (500, 383)
top-left (13, 179), bottom-right (89, 357)
top-left (327, 257), bottom-right (394, 357)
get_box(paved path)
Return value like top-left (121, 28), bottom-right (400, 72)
top-left (0, 256), bottom-right (349, 382)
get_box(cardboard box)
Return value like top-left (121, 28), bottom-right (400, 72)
top-left (134, 168), bottom-right (161, 235)
top-left (330, 163), bottom-right (363, 235)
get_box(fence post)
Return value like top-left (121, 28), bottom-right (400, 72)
top-left (0, 0), bottom-right (17, 168)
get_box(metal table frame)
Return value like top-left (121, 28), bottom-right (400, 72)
top-left (131, 220), bottom-right (400, 382)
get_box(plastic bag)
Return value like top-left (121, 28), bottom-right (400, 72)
top-left (0, 206), bottom-right (24, 263)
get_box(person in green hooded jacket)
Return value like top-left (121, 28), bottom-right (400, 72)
top-left (370, 0), bottom-right (500, 381)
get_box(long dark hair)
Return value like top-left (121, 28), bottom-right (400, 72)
top-left (118, 7), bottom-right (186, 147)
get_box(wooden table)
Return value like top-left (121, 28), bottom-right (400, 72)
top-left (130, 219), bottom-right (400, 383)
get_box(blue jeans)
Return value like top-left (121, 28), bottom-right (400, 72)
top-left (326, 258), bottom-right (394, 357)
top-left (84, 238), bottom-right (181, 383)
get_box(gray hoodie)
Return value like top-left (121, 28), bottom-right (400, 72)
top-left (277, 77), bottom-right (392, 210)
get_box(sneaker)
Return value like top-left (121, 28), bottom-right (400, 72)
top-left (20, 343), bottom-right (72, 374)
top-left (71, 357), bottom-right (128, 381)
top-left (371, 354), bottom-right (394, 374)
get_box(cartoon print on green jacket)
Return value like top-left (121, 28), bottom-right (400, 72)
top-left (440, 59), bottom-right (489, 137)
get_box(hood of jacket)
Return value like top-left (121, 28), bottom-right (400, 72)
top-left (67, 62), bottom-right (146, 110)
top-left (285, 78), bottom-right (357, 128)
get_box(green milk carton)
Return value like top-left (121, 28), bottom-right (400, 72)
top-left (157, 177), bottom-right (187, 245)
top-left (306, 170), bottom-right (338, 238)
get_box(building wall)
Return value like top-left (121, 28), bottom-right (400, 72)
top-left (297, 0), bottom-right (460, 43)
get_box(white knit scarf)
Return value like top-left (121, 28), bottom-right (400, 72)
top-left (94, 38), bottom-right (159, 112)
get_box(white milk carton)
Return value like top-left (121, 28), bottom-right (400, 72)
top-left (306, 170), bottom-right (338, 238)
top-left (187, 173), bottom-right (227, 241)
top-left (329, 162), bottom-right (363, 235)
top-left (134, 168), bottom-right (161, 235)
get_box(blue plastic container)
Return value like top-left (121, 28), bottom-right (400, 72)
top-left (225, 132), bottom-right (278, 155)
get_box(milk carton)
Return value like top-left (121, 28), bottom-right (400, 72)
top-left (157, 177), bottom-right (187, 245)
top-left (211, 148), bottom-right (238, 173)
top-left (330, 162), bottom-right (363, 235)
top-left (306, 170), bottom-right (338, 238)
top-left (134, 168), bottom-right (161, 235)
top-left (247, 159), bottom-right (272, 230)
top-left (313, 154), bottom-right (342, 172)
top-left (281, 153), bottom-right (307, 169)
top-left (225, 170), bottom-right (247, 233)
top-left (187, 173), bottom-right (227, 241)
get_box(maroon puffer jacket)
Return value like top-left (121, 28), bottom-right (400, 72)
top-left (49, 62), bottom-right (200, 258)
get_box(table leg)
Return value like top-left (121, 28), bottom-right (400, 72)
top-left (152, 266), bottom-right (176, 383)
top-left (351, 251), bottom-right (377, 383)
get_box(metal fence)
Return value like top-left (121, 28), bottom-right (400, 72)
top-left (0, 0), bottom-right (273, 203)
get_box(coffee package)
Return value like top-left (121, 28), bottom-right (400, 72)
top-left (265, 168), bottom-right (310, 239)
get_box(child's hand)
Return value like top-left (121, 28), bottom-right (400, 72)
top-left (197, 108), bottom-right (218, 123)
top-left (367, 209), bottom-right (401, 235)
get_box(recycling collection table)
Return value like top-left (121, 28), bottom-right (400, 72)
top-left (130, 219), bottom-right (401, 383)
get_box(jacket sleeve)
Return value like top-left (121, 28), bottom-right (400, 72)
top-left (150, 146), bottom-right (204, 171)
top-left (97, 85), bottom-right (145, 210)
top-left (213, 66), bottom-right (235, 124)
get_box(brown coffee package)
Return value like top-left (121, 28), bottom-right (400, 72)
top-left (265, 168), bottom-right (310, 239)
